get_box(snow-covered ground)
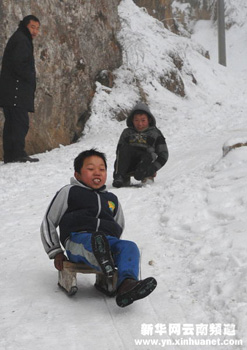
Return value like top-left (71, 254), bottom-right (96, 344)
top-left (0, 0), bottom-right (247, 349)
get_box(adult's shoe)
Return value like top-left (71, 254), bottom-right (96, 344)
top-left (116, 277), bottom-right (157, 307)
top-left (4, 159), bottom-right (14, 164)
top-left (14, 156), bottom-right (39, 163)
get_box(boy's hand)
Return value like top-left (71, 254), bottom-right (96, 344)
top-left (146, 164), bottom-right (157, 177)
top-left (54, 252), bottom-right (67, 271)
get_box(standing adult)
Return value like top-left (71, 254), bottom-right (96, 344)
top-left (0, 15), bottom-right (40, 163)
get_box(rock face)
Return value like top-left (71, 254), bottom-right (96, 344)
top-left (0, 0), bottom-right (122, 159)
top-left (133, 0), bottom-right (176, 31)
top-left (133, 0), bottom-right (212, 34)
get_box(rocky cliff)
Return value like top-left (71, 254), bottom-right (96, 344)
top-left (133, 0), bottom-right (213, 35)
top-left (0, 0), bottom-right (122, 159)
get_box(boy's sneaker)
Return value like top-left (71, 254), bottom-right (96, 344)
top-left (113, 175), bottom-right (124, 188)
top-left (91, 233), bottom-right (115, 277)
top-left (116, 277), bottom-right (157, 307)
top-left (113, 175), bottom-right (130, 188)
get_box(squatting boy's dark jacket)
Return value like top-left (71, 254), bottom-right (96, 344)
top-left (40, 178), bottom-right (125, 259)
top-left (117, 102), bottom-right (169, 171)
top-left (0, 24), bottom-right (36, 112)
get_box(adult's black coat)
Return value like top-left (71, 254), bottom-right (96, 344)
top-left (0, 24), bottom-right (36, 112)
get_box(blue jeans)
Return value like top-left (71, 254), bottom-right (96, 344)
top-left (66, 232), bottom-right (140, 287)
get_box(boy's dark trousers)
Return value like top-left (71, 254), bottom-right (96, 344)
top-left (3, 106), bottom-right (29, 163)
top-left (114, 144), bottom-right (154, 180)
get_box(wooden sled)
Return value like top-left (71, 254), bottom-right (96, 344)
top-left (58, 261), bottom-right (117, 297)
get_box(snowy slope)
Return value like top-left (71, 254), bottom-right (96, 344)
top-left (0, 0), bottom-right (247, 349)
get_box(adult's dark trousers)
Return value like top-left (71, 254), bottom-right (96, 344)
top-left (113, 144), bottom-right (153, 180)
top-left (2, 106), bottom-right (29, 163)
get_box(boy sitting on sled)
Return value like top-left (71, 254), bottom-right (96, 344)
top-left (113, 102), bottom-right (169, 188)
top-left (40, 149), bottom-right (157, 307)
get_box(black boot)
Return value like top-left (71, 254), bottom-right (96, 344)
top-left (116, 277), bottom-right (157, 307)
top-left (91, 233), bottom-right (115, 277)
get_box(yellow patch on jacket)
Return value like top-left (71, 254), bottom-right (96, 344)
top-left (108, 201), bottom-right (115, 212)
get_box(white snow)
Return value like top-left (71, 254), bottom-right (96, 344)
top-left (1, 0), bottom-right (247, 349)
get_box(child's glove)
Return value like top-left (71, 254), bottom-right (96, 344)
top-left (54, 252), bottom-right (67, 271)
top-left (146, 163), bottom-right (157, 177)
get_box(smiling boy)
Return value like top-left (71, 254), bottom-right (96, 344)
top-left (113, 102), bottom-right (169, 187)
top-left (41, 149), bottom-right (157, 307)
